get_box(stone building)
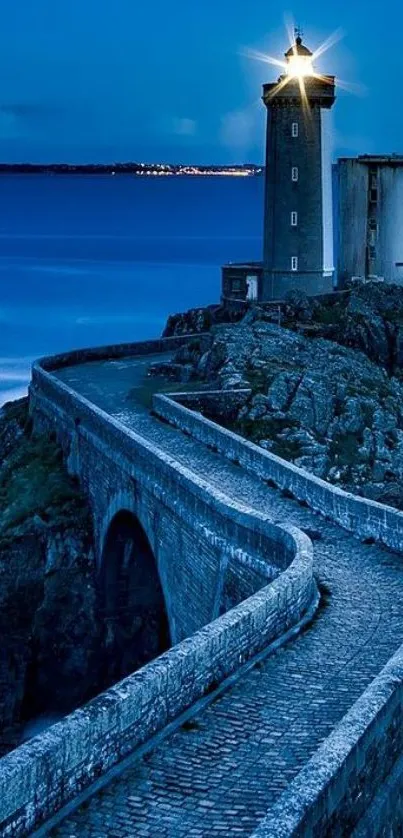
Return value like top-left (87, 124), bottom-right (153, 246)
top-left (221, 35), bottom-right (336, 305)
top-left (335, 155), bottom-right (403, 287)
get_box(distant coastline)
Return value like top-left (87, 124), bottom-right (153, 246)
top-left (0, 162), bottom-right (264, 177)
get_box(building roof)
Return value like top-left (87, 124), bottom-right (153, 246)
top-left (338, 154), bottom-right (403, 165)
top-left (284, 36), bottom-right (313, 58)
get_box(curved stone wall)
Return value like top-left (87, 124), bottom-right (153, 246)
top-left (152, 388), bottom-right (403, 836)
top-left (154, 390), bottom-right (403, 554)
top-left (0, 339), bottom-right (316, 837)
top-left (37, 334), bottom-right (196, 371)
top-left (29, 362), bottom-right (309, 640)
top-left (0, 557), bottom-right (314, 837)
top-left (252, 641), bottom-right (403, 837)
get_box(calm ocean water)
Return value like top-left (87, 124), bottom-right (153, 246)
top-left (0, 174), bottom-right (263, 406)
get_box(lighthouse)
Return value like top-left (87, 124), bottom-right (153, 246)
top-left (221, 31), bottom-right (337, 306)
top-left (262, 33), bottom-right (336, 299)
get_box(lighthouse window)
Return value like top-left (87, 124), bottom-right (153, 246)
top-left (291, 211), bottom-right (298, 226)
top-left (292, 167), bottom-right (299, 181)
top-left (292, 123), bottom-right (299, 137)
top-left (291, 256), bottom-right (298, 271)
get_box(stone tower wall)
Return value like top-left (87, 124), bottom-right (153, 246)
top-left (262, 75), bottom-right (335, 299)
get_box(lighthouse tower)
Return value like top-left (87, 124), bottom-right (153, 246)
top-left (262, 34), bottom-right (336, 299)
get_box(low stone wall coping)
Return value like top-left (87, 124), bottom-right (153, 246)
top-left (37, 333), bottom-right (201, 371)
top-left (153, 390), bottom-right (403, 554)
top-left (251, 644), bottom-right (403, 836)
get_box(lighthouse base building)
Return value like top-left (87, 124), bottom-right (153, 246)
top-left (335, 155), bottom-right (403, 287)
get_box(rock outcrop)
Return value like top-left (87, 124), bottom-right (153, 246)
top-left (0, 399), bottom-right (102, 752)
top-left (163, 304), bottom-right (242, 337)
top-left (283, 283), bottom-right (403, 374)
top-left (164, 313), bottom-right (403, 509)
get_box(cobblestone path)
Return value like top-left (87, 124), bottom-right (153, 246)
top-left (50, 357), bottom-right (403, 837)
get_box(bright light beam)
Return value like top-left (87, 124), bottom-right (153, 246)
top-left (241, 47), bottom-right (286, 71)
top-left (243, 18), bottom-right (362, 119)
top-left (298, 75), bottom-right (313, 123)
top-left (284, 14), bottom-right (298, 50)
top-left (312, 28), bottom-right (345, 61)
top-left (265, 75), bottom-right (292, 99)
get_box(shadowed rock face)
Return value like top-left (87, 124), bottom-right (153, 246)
top-left (0, 400), bottom-right (103, 748)
top-left (162, 305), bottom-right (242, 338)
top-left (165, 309), bottom-right (403, 510)
top-left (0, 400), bottom-right (169, 754)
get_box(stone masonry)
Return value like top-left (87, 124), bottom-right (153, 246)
top-left (27, 347), bottom-right (403, 837)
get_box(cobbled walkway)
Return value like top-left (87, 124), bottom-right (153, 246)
top-left (49, 357), bottom-right (403, 838)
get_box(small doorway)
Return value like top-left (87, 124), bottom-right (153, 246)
top-left (246, 275), bottom-right (258, 301)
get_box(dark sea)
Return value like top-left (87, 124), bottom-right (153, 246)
top-left (0, 174), bottom-right (263, 406)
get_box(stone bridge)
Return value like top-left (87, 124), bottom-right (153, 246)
top-left (30, 337), bottom-right (313, 652)
top-left (2, 337), bottom-right (403, 837)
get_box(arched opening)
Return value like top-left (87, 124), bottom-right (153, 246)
top-left (99, 510), bottom-right (170, 687)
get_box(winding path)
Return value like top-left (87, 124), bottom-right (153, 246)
top-left (47, 355), bottom-right (403, 837)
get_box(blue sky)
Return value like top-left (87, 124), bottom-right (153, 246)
top-left (0, 0), bottom-right (401, 163)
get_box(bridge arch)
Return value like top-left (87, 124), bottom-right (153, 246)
top-left (99, 507), bottom-right (170, 686)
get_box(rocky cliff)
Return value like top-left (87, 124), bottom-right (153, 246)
top-left (163, 304), bottom-right (242, 337)
top-left (278, 283), bottom-right (403, 374)
top-left (0, 399), bottom-right (102, 752)
top-left (164, 284), bottom-right (403, 375)
top-left (160, 294), bottom-right (403, 510)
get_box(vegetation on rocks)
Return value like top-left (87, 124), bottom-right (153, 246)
top-left (0, 399), bottom-right (102, 752)
top-left (0, 400), bottom-right (85, 542)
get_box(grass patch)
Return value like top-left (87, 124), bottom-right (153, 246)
top-left (224, 415), bottom-right (302, 463)
top-left (329, 432), bottom-right (362, 469)
top-left (0, 397), bottom-right (29, 429)
top-left (0, 425), bottom-right (85, 541)
top-left (313, 302), bottom-right (345, 326)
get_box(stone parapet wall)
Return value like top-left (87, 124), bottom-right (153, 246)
top-left (0, 343), bottom-right (316, 836)
top-left (251, 643), bottom-right (403, 837)
top-left (0, 492), bottom-right (313, 836)
top-left (38, 334), bottom-right (197, 371)
top-left (169, 389), bottom-right (251, 420)
top-left (153, 388), bottom-right (403, 836)
top-left (30, 370), bottom-right (300, 580)
top-left (153, 390), bottom-right (403, 554)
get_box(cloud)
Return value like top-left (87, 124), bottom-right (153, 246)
top-left (171, 117), bottom-right (197, 136)
top-left (333, 129), bottom-right (377, 157)
top-left (220, 109), bottom-right (255, 150)
top-left (0, 108), bottom-right (21, 139)
top-left (0, 102), bottom-right (76, 140)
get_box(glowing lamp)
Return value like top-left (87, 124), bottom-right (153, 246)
top-left (285, 36), bottom-right (314, 78)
